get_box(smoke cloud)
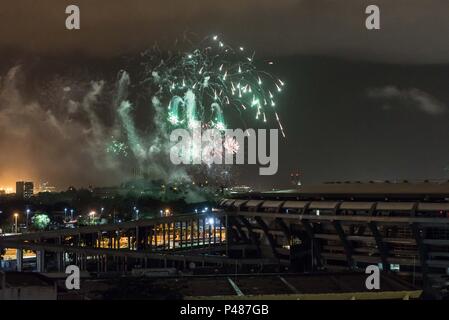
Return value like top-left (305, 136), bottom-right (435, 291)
top-left (0, 65), bottom-right (128, 189)
top-left (0, 58), bottom-right (205, 191)
top-left (367, 86), bottom-right (447, 116)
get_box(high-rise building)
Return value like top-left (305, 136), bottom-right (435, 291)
top-left (38, 182), bottom-right (56, 193)
top-left (16, 181), bottom-right (34, 199)
top-left (16, 182), bottom-right (24, 198)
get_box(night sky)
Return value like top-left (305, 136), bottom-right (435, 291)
top-left (1, 0), bottom-right (449, 190)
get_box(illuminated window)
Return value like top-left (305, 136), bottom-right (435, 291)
top-left (390, 264), bottom-right (400, 272)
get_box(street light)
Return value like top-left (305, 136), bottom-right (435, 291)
top-left (70, 209), bottom-right (74, 221)
top-left (135, 209), bottom-right (140, 220)
top-left (26, 209), bottom-right (30, 229)
top-left (64, 208), bottom-right (68, 221)
top-left (13, 213), bottom-right (19, 233)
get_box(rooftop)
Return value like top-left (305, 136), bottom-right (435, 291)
top-left (80, 272), bottom-right (421, 300)
top-left (1, 272), bottom-right (55, 288)
top-left (232, 181), bottom-right (449, 201)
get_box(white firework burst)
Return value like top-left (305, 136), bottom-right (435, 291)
top-left (223, 136), bottom-right (240, 155)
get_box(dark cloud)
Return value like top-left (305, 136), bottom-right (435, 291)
top-left (1, 0), bottom-right (449, 63)
top-left (0, 65), bottom-right (125, 189)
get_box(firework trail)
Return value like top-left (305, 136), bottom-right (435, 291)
top-left (107, 35), bottom-right (286, 184)
top-left (140, 35), bottom-right (286, 136)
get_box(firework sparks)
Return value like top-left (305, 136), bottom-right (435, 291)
top-left (106, 35), bottom-right (287, 183)
top-left (106, 138), bottom-right (129, 157)
top-left (140, 35), bottom-right (286, 137)
top-left (223, 136), bottom-right (240, 155)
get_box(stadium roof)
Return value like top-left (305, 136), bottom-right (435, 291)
top-left (231, 182), bottom-right (449, 201)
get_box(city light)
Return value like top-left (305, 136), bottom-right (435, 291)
top-left (89, 211), bottom-right (96, 224)
top-left (0, 186), bottom-right (14, 194)
top-left (13, 212), bottom-right (19, 233)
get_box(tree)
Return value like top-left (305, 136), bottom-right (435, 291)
top-left (32, 213), bottom-right (51, 230)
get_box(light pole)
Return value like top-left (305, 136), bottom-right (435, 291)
top-left (26, 209), bottom-right (30, 229)
top-left (70, 209), bottom-right (74, 221)
top-left (64, 208), bottom-right (68, 221)
top-left (13, 213), bottom-right (19, 233)
top-left (135, 209), bottom-right (140, 221)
